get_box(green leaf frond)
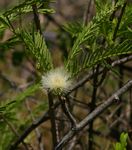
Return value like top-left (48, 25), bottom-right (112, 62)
top-left (81, 39), bottom-right (132, 69)
top-left (19, 30), bottom-right (53, 72)
top-left (66, 22), bottom-right (98, 72)
top-left (0, 0), bottom-right (54, 34)
top-left (4, 0), bottom-right (54, 18)
top-left (0, 83), bottom-right (40, 113)
top-left (0, 83), bottom-right (40, 150)
top-left (68, 38), bottom-right (132, 76)
top-left (0, 83), bottom-right (40, 131)
top-left (65, 1), bottom-right (132, 76)
top-left (117, 5), bottom-right (132, 39)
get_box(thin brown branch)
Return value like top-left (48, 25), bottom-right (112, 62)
top-left (111, 55), bottom-right (132, 66)
top-left (67, 55), bottom-right (132, 94)
top-left (55, 80), bottom-right (132, 150)
top-left (32, 4), bottom-right (42, 34)
top-left (25, 100), bottom-right (44, 150)
top-left (0, 71), bottom-right (17, 88)
top-left (48, 92), bottom-right (59, 147)
top-left (59, 96), bottom-right (77, 128)
top-left (110, 0), bottom-right (119, 21)
top-left (69, 95), bottom-right (90, 108)
top-left (129, 88), bottom-right (132, 124)
top-left (112, 1), bottom-right (127, 40)
top-left (9, 102), bottom-right (60, 150)
top-left (83, 0), bottom-right (92, 25)
top-left (88, 66), bottom-right (99, 150)
top-left (44, 14), bottom-right (64, 31)
top-left (1, 114), bottom-right (29, 150)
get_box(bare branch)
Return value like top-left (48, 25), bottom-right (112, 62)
top-left (9, 102), bottom-right (60, 150)
top-left (48, 92), bottom-right (59, 147)
top-left (56, 80), bottom-right (132, 150)
top-left (1, 114), bottom-right (29, 150)
top-left (83, 0), bottom-right (92, 25)
top-left (59, 96), bottom-right (77, 128)
top-left (112, 1), bottom-right (127, 40)
top-left (25, 100), bottom-right (44, 150)
top-left (32, 4), bottom-right (42, 34)
top-left (67, 55), bottom-right (132, 94)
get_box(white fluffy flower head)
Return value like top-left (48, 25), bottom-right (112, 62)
top-left (42, 67), bottom-right (72, 94)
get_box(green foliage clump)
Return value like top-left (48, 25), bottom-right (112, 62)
top-left (114, 133), bottom-right (128, 150)
top-left (65, 1), bottom-right (132, 75)
top-left (20, 31), bottom-right (53, 72)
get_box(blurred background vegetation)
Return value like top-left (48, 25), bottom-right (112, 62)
top-left (0, 0), bottom-right (132, 150)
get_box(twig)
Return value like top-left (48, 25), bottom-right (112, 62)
top-left (111, 55), bottom-right (132, 66)
top-left (59, 96), bottom-right (77, 128)
top-left (97, 68), bottom-right (107, 87)
top-left (32, 4), bottom-right (42, 34)
top-left (55, 80), bottom-right (132, 150)
top-left (1, 114), bottom-right (29, 150)
top-left (69, 95), bottom-right (90, 108)
top-left (44, 14), bottom-right (64, 31)
top-left (122, 65), bottom-right (132, 72)
top-left (129, 88), bottom-right (132, 124)
top-left (67, 55), bottom-right (132, 94)
top-left (112, 1), bottom-right (127, 40)
top-left (110, 0), bottom-right (119, 21)
top-left (0, 71), bottom-right (17, 89)
top-left (5, 15), bottom-right (16, 34)
top-left (9, 102), bottom-right (60, 150)
top-left (25, 100), bottom-right (44, 150)
top-left (48, 92), bottom-right (59, 147)
top-left (88, 66), bottom-right (99, 150)
top-left (68, 136), bottom-right (77, 150)
top-left (109, 114), bottom-right (124, 129)
top-left (117, 62), bottom-right (124, 117)
top-left (83, 0), bottom-right (92, 25)
top-left (108, 103), bottom-right (123, 119)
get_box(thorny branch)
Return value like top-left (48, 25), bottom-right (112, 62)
top-left (55, 80), bottom-right (132, 150)
top-left (9, 55), bottom-right (132, 149)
